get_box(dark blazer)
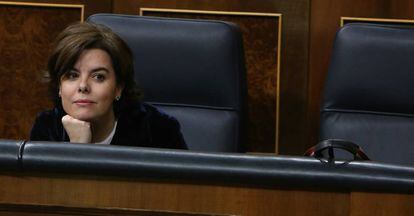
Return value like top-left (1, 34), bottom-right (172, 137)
top-left (30, 103), bottom-right (187, 150)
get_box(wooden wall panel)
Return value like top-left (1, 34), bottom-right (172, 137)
top-left (0, 2), bottom-right (82, 140)
top-left (113, 0), bottom-right (310, 154)
top-left (389, 1), bottom-right (414, 19)
top-left (0, 0), bottom-right (111, 140)
top-left (342, 17), bottom-right (414, 26)
top-left (2, 0), bottom-right (112, 18)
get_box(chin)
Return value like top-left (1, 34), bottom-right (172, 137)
top-left (76, 117), bottom-right (96, 122)
top-left (69, 112), bottom-right (97, 122)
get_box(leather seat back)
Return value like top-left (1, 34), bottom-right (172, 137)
top-left (320, 23), bottom-right (414, 165)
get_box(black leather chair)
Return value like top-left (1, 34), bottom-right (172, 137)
top-left (320, 23), bottom-right (414, 166)
top-left (87, 14), bottom-right (247, 152)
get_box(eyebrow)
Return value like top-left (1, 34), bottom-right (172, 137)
top-left (70, 67), bottom-right (110, 73)
top-left (91, 67), bottom-right (110, 73)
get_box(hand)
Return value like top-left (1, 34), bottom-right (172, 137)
top-left (61, 115), bottom-right (92, 143)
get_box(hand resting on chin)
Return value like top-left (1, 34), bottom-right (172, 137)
top-left (62, 115), bottom-right (92, 143)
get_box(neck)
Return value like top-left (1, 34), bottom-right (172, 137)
top-left (90, 111), bottom-right (116, 143)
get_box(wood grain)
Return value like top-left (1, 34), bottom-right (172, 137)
top-left (0, 3), bottom-right (81, 140)
top-left (0, 173), bottom-right (350, 216)
top-left (2, 171), bottom-right (413, 216)
top-left (350, 192), bottom-right (414, 216)
top-left (0, 202), bottom-right (229, 216)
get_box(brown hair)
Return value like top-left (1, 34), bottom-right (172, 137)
top-left (47, 22), bottom-right (142, 115)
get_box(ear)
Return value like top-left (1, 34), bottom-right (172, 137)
top-left (58, 86), bottom-right (61, 97)
top-left (115, 84), bottom-right (124, 99)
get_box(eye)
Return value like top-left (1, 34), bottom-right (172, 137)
top-left (62, 70), bottom-right (79, 80)
top-left (93, 73), bottom-right (106, 82)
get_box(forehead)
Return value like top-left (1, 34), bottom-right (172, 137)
top-left (74, 49), bottom-right (113, 69)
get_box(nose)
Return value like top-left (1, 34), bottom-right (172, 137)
top-left (78, 77), bottom-right (90, 93)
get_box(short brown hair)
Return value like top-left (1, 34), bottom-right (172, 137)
top-left (47, 22), bottom-right (142, 115)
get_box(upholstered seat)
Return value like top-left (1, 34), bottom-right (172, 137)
top-left (87, 14), bottom-right (247, 152)
top-left (320, 23), bottom-right (414, 165)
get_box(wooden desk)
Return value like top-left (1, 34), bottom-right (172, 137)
top-left (0, 172), bottom-right (413, 216)
top-left (1, 141), bottom-right (413, 215)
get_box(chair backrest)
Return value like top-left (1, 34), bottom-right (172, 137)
top-left (320, 23), bottom-right (414, 165)
top-left (87, 13), bottom-right (247, 152)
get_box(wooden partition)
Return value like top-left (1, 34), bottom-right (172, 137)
top-left (0, 172), bottom-right (413, 216)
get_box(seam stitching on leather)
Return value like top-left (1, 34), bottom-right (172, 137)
top-left (18, 140), bottom-right (27, 170)
top-left (321, 109), bottom-right (414, 118)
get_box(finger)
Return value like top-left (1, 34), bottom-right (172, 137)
top-left (62, 115), bottom-right (90, 126)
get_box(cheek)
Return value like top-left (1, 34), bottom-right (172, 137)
top-left (99, 90), bottom-right (117, 106)
top-left (96, 83), bottom-right (118, 100)
top-left (60, 84), bottom-right (72, 99)
top-left (59, 84), bottom-right (76, 105)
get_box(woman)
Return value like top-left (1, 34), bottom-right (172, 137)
top-left (30, 22), bottom-right (187, 149)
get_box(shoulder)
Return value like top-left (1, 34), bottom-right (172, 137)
top-left (30, 108), bottom-right (65, 141)
top-left (32, 108), bottom-right (60, 128)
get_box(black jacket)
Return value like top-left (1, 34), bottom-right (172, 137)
top-left (30, 103), bottom-right (187, 150)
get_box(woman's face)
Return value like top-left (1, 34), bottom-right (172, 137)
top-left (59, 48), bottom-right (123, 123)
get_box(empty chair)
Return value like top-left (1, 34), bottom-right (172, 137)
top-left (320, 23), bottom-right (414, 165)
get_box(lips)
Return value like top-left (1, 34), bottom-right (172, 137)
top-left (73, 99), bottom-right (96, 105)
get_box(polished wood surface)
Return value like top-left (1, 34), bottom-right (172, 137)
top-left (350, 192), bottom-right (414, 216)
top-left (0, 173), bottom-right (349, 216)
top-left (0, 172), bottom-right (413, 216)
top-left (0, 203), bottom-right (226, 216)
